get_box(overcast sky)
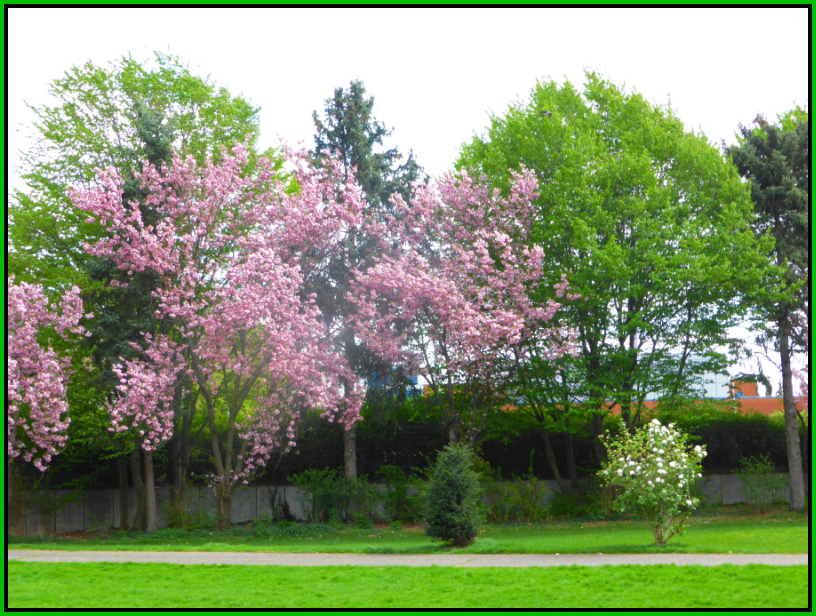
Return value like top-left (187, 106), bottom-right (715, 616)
top-left (8, 7), bottom-right (809, 179)
top-left (6, 6), bottom-right (810, 390)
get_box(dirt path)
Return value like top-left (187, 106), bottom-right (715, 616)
top-left (7, 549), bottom-right (808, 567)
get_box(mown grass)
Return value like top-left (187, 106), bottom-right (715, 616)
top-left (9, 509), bottom-right (808, 554)
top-left (7, 561), bottom-right (808, 608)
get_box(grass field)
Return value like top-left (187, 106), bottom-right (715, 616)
top-left (6, 561), bottom-right (808, 608)
top-left (9, 509), bottom-right (808, 554)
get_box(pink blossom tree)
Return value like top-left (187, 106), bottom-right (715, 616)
top-left (107, 333), bottom-right (187, 531)
top-left (351, 168), bottom-right (576, 444)
top-left (74, 144), bottom-right (365, 528)
top-left (7, 276), bottom-right (86, 505)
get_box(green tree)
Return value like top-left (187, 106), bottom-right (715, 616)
top-left (310, 80), bottom-right (422, 478)
top-left (458, 74), bottom-right (773, 479)
top-left (424, 444), bottom-right (484, 546)
top-left (7, 52), bottom-right (260, 529)
top-left (726, 109), bottom-right (809, 511)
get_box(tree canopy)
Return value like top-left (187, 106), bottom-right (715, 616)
top-left (458, 73), bottom-right (773, 451)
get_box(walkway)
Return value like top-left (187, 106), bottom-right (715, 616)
top-left (7, 550), bottom-right (808, 567)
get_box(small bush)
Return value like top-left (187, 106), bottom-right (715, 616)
top-left (377, 465), bottom-right (423, 523)
top-left (482, 451), bottom-right (549, 522)
top-left (289, 468), bottom-right (377, 523)
top-left (738, 454), bottom-right (788, 511)
top-left (424, 444), bottom-right (484, 547)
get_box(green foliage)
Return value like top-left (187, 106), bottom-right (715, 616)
top-left (312, 80), bottom-right (421, 212)
top-left (9, 52), bottom-right (260, 292)
top-left (481, 451), bottom-right (549, 522)
top-left (459, 72), bottom-right (773, 446)
top-left (547, 478), bottom-right (615, 520)
top-left (377, 465), bottom-right (424, 523)
top-left (289, 468), bottom-right (377, 523)
top-left (424, 444), bottom-right (484, 546)
top-left (738, 454), bottom-right (788, 511)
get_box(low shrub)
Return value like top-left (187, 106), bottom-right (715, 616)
top-left (377, 465), bottom-right (424, 523)
top-left (738, 454), bottom-right (789, 511)
top-left (289, 468), bottom-right (377, 523)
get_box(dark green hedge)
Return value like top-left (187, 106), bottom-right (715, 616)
top-left (25, 396), bottom-right (801, 490)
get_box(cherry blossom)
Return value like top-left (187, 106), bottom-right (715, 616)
top-left (73, 143), bottom-right (365, 523)
top-left (7, 276), bottom-right (86, 471)
top-left (351, 168), bottom-right (577, 441)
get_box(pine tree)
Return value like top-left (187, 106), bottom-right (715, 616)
top-left (726, 108), bottom-right (810, 510)
top-left (311, 81), bottom-right (422, 478)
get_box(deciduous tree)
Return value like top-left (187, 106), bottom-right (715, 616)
top-left (8, 53), bottom-right (260, 526)
top-left (351, 167), bottom-right (575, 446)
top-left (458, 74), bottom-right (772, 472)
top-left (74, 143), bottom-right (365, 528)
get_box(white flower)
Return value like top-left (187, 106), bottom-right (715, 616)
top-left (686, 499), bottom-right (693, 506)
top-left (669, 461), bottom-right (677, 468)
top-left (617, 469), bottom-right (624, 476)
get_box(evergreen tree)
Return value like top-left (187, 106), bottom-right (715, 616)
top-left (310, 81), bottom-right (422, 478)
top-left (726, 108), bottom-right (810, 510)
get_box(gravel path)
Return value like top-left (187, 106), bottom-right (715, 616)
top-left (7, 549), bottom-right (808, 567)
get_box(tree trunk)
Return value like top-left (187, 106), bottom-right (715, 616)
top-left (169, 430), bottom-right (191, 527)
top-left (130, 447), bottom-right (146, 531)
top-left (564, 432), bottom-right (579, 483)
top-left (343, 424), bottom-right (358, 480)
top-left (779, 315), bottom-right (805, 510)
top-left (117, 455), bottom-right (130, 531)
top-left (216, 482), bottom-right (231, 530)
top-left (541, 428), bottom-right (572, 495)
top-left (144, 449), bottom-right (157, 533)
top-left (447, 422), bottom-right (460, 444)
top-left (7, 460), bottom-right (25, 537)
top-left (590, 413), bottom-right (606, 465)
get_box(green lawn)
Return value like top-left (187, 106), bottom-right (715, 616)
top-left (9, 510), bottom-right (808, 554)
top-left (6, 561), bottom-right (808, 608)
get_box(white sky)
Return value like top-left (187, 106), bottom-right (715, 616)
top-left (5, 6), bottom-right (810, 392)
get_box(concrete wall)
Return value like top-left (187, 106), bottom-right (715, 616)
top-left (8, 474), bottom-right (800, 537)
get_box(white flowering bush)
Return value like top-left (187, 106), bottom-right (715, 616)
top-left (598, 419), bottom-right (706, 545)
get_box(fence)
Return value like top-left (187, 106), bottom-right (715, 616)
top-left (7, 474), bottom-right (796, 537)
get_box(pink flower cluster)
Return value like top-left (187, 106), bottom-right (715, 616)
top-left (7, 276), bottom-right (86, 471)
top-left (351, 168), bottom-right (577, 387)
top-left (73, 143), bottom-right (365, 483)
top-left (109, 334), bottom-right (187, 451)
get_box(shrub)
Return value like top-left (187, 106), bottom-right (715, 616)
top-left (738, 454), bottom-right (789, 511)
top-left (599, 419), bottom-right (706, 545)
top-left (289, 468), bottom-right (377, 523)
top-left (482, 450), bottom-right (549, 522)
top-left (424, 444), bottom-right (484, 547)
top-left (377, 465), bottom-right (423, 523)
